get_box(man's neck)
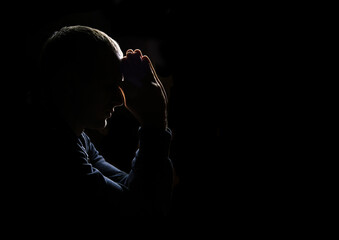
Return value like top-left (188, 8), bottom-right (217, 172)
top-left (65, 115), bottom-right (84, 136)
top-left (68, 121), bottom-right (84, 136)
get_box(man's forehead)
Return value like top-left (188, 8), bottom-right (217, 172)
top-left (96, 53), bottom-right (122, 83)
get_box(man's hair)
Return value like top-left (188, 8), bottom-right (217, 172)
top-left (40, 25), bottom-right (123, 83)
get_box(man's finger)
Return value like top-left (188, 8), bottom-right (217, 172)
top-left (142, 55), bottom-right (168, 103)
top-left (133, 49), bottom-right (142, 56)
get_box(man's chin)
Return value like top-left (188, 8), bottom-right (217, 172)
top-left (101, 119), bottom-right (108, 129)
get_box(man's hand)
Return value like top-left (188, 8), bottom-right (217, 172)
top-left (120, 49), bottom-right (168, 129)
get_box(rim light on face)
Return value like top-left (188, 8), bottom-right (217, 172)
top-left (118, 86), bottom-right (126, 107)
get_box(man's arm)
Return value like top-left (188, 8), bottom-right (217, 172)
top-left (83, 129), bottom-right (173, 215)
top-left (127, 127), bottom-right (173, 215)
top-left (119, 49), bottom-right (173, 215)
top-left (84, 49), bottom-right (173, 215)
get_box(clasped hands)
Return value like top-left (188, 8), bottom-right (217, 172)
top-left (120, 49), bottom-right (168, 130)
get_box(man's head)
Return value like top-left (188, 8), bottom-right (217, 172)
top-left (40, 25), bottom-right (124, 133)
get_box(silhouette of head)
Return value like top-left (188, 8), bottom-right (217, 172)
top-left (40, 25), bottom-right (124, 132)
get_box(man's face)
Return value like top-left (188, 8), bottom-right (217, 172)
top-left (74, 51), bottom-right (124, 130)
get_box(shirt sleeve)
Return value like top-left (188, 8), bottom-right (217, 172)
top-left (82, 133), bottom-right (129, 184)
top-left (81, 127), bottom-right (173, 216)
top-left (128, 127), bottom-right (174, 216)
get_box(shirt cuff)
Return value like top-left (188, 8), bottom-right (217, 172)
top-left (138, 127), bottom-right (172, 158)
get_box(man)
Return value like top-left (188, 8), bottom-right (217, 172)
top-left (24, 25), bottom-right (173, 216)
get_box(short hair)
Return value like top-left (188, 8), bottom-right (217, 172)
top-left (40, 25), bottom-right (123, 83)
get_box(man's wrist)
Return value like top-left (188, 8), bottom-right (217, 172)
top-left (141, 122), bottom-right (167, 131)
top-left (140, 117), bottom-right (168, 130)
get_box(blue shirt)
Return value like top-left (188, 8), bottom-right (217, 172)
top-left (24, 114), bottom-right (173, 216)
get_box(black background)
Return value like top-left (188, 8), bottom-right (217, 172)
top-left (7, 0), bottom-right (308, 220)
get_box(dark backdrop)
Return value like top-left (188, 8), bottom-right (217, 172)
top-left (10, 0), bottom-right (301, 220)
